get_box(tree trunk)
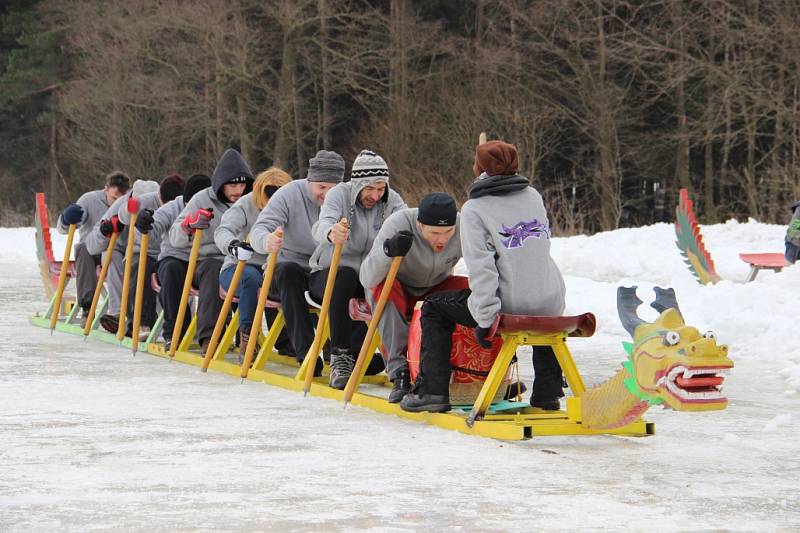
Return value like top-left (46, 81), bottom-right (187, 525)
top-left (319, 0), bottom-right (331, 150)
top-left (273, 30), bottom-right (295, 170)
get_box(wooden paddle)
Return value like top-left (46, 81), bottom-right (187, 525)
top-left (49, 223), bottom-right (76, 333)
top-left (239, 229), bottom-right (283, 380)
top-left (116, 196), bottom-right (140, 340)
top-left (300, 218), bottom-right (348, 394)
top-left (201, 255), bottom-right (247, 372)
top-left (343, 255), bottom-right (403, 405)
top-left (169, 227), bottom-right (204, 357)
top-left (130, 231), bottom-right (150, 355)
top-left (83, 231), bottom-right (119, 337)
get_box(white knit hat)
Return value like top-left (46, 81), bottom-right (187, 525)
top-left (351, 149), bottom-right (389, 182)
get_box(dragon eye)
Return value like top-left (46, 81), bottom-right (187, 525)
top-left (663, 331), bottom-right (681, 346)
top-left (703, 331), bottom-right (717, 340)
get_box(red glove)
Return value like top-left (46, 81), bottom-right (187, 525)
top-left (99, 215), bottom-right (125, 237)
top-left (181, 208), bottom-right (214, 234)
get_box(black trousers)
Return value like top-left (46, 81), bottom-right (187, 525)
top-left (126, 254), bottom-right (158, 329)
top-left (268, 262), bottom-right (315, 363)
top-left (156, 257), bottom-right (192, 341)
top-left (309, 266), bottom-right (367, 354)
top-left (194, 258), bottom-right (224, 344)
top-left (417, 289), bottom-right (564, 401)
top-left (75, 242), bottom-right (101, 311)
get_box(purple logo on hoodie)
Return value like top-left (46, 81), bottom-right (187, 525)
top-left (499, 219), bottom-right (551, 249)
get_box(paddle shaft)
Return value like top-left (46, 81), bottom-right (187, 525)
top-left (83, 231), bottom-right (119, 336)
top-left (116, 211), bottom-right (138, 340)
top-left (301, 241), bottom-right (344, 393)
top-left (170, 228), bottom-right (204, 356)
top-left (50, 224), bottom-right (76, 331)
top-left (343, 255), bottom-right (403, 404)
top-left (240, 237), bottom-right (282, 379)
top-left (130, 232), bottom-right (150, 354)
top-left (201, 258), bottom-right (247, 372)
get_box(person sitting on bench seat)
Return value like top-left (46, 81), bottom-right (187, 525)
top-left (401, 140), bottom-right (567, 413)
top-left (785, 200), bottom-right (800, 265)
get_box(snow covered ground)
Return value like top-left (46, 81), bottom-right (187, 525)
top-left (1, 221), bottom-right (799, 532)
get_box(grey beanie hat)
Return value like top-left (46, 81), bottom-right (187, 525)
top-left (307, 150), bottom-right (345, 183)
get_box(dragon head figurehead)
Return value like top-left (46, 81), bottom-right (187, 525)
top-left (618, 286), bottom-right (733, 412)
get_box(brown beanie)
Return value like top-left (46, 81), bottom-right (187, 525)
top-left (472, 140), bottom-right (519, 177)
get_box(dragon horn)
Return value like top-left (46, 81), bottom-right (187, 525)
top-left (617, 286), bottom-right (645, 337)
top-left (650, 287), bottom-right (683, 317)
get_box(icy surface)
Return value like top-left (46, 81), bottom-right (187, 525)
top-left (1, 222), bottom-right (799, 532)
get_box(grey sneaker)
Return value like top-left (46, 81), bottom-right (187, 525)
top-left (329, 349), bottom-right (354, 390)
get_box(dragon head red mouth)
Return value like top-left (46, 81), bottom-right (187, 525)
top-left (656, 364), bottom-right (732, 410)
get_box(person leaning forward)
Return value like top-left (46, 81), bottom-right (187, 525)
top-left (360, 193), bottom-right (462, 403)
top-left (249, 150), bottom-right (345, 375)
top-left (308, 149), bottom-right (407, 389)
top-left (401, 141), bottom-right (567, 414)
top-left (169, 148), bottom-right (254, 352)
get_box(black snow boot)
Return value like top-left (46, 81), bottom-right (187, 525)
top-left (504, 381), bottom-right (527, 400)
top-left (388, 370), bottom-right (411, 404)
top-left (400, 393), bottom-right (451, 413)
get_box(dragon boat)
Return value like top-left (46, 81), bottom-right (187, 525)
top-left (31, 193), bottom-right (734, 441)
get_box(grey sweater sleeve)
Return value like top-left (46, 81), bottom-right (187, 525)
top-left (460, 205), bottom-right (501, 328)
top-left (215, 202), bottom-right (247, 257)
top-left (359, 211), bottom-right (401, 289)
top-left (250, 190), bottom-right (290, 255)
top-left (311, 184), bottom-right (347, 244)
top-left (84, 200), bottom-right (122, 256)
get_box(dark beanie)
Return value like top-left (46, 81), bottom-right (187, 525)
top-left (307, 150), bottom-right (345, 183)
top-left (473, 140), bottom-right (519, 177)
top-left (159, 173), bottom-right (185, 204)
top-left (183, 174), bottom-right (211, 204)
top-left (417, 193), bottom-right (457, 227)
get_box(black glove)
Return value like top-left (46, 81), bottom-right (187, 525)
top-left (135, 208), bottom-right (155, 234)
top-left (474, 326), bottom-right (493, 349)
top-left (99, 215), bottom-right (125, 237)
top-left (383, 230), bottom-right (414, 257)
top-left (228, 240), bottom-right (255, 261)
top-left (61, 204), bottom-right (84, 226)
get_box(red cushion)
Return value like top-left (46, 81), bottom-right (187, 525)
top-left (496, 313), bottom-right (596, 337)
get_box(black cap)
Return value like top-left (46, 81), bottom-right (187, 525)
top-left (183, 174), bottom-right (211, 204)
top-left (417, 192), bottom-right (457, 226)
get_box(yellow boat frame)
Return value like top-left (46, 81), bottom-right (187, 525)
top-left (33, 290), bottom-right (655, 441)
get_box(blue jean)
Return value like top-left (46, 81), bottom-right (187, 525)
top-left (219, 264), bottom-right (262, 330)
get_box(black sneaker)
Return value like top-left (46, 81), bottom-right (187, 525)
top-left (400, 393), bottom-right (450, 413)
top-left (99, 314), bottom-right (119, 334)
top-left (329, 349), bottom-right (354, 390)
top-left (388, 371), bottom-right (411, 404)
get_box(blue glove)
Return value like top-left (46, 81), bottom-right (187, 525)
top-left (61, 204), bottom-right (84, 226)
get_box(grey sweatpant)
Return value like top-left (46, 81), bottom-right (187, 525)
top-left (366, 290), bottom-right (418, 381)
top-left (102, 248), bottom-right (125, 316)
top-left (74, 242), bottom-right (100, 311)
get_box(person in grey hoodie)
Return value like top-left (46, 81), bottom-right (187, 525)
top-left (134, 174), bottom-right (210, 350)
top-left (401, 141), bottom-right (567, 413)
top-left (85, 179), bottom-right (160, 334)
top-left (360, 193), bottom-right (463, 402)
top-left (57, 171), bottom-right (130, 321)
top-left (114, 174), bottom-right (185, 339)
top-left (250, 150), bottom-right (345, 373)
top-left (169, 149), bottom-right (254, 351)
top-left (308, 149), bottom-right (407, 389)
top-left (214, 167), bottom-right (292, 356)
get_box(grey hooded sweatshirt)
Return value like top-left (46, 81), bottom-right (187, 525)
top-left (461, 179), bottom-right (565, 328)
top-left (360, 208), bottom-right (461, 294)
top-left (250, 179), bottom-right (321, 268)
top-left (214, 192), bottom-right (267, 271)
top-left (119, 190), bottom-right (162, 258)
top-left (170, 149), bottom-right (253, 260)
top-left (57, 189), bottom-right (111, 242)
top-left (151, 196), bottom-right (188, 262)
top-left (84, 180), bottom-right (159, 256)
top-left (309, 179), bottom-right (406, 272)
